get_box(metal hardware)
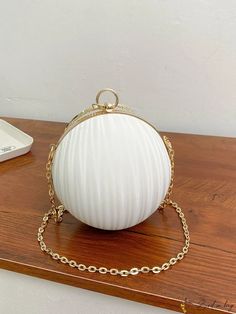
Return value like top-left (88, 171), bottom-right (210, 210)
top-left (37, 199), bottom-right (190, 276)
top-left (94, 88), bottom-right (119, 112)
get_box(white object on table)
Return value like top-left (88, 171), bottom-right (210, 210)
top-left (52, 113), bottom-right (171, 230)
top-left (0, 119), bottom-right (33, 162)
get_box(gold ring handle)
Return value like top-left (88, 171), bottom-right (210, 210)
top-left (95, 88), bottom-right (119, 110)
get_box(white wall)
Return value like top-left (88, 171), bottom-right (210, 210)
top-left (0, 269), bottom-right (175, 314)
top-left (0, 0), bottom-right (236, 137)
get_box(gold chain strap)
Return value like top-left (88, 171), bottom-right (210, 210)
top-left (37, 199), bottom-right (190, 276)
top-left (160, 136), bottom-right (174, 209)
top-left (37, 134), bottom-right (190, 276)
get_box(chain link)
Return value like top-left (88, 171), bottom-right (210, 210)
top-left (38, 126), bottom-right (190, 276)
top-left (37, 199), bottom-right (190, 276)
top-left (45, 144), bottom-right (66, 223)
top-left (160, 136), bottom-right (175, 209)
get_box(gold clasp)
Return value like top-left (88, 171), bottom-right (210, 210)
top-left (93, 88), bottom-right (119, 112)
top-left (180, 303), bottom-right (187, 313)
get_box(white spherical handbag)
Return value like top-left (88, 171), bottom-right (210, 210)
top-left (38, 88), bottom-right (190, 276)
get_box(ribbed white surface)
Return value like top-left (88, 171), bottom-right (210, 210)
top-left (52, 114), bottom-right (171, 230)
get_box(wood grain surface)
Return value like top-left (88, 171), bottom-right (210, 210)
top-left (0, 117), bottom-right (236, 314)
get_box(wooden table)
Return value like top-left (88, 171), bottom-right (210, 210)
top-left (1, 117), bottom-right (236, 314)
